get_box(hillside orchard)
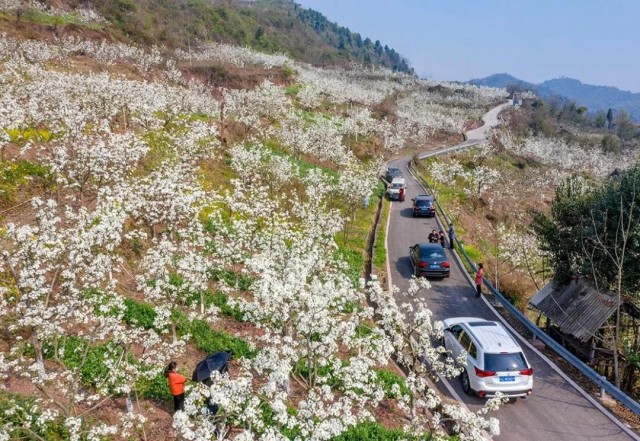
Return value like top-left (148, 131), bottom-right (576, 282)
top-left (0, 2), bottom-right (510, 440)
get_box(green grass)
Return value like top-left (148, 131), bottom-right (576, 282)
top-left (42, 337), bottom-right (111, 388)
top-left (208, 268), bottom-right (253, 291)
top-left (16, 9), bottom-right (104, 30)
top-left (0, 160), bottom-right (54, 204)
top-left (334, 247), bottom-right (363, 288)
top-left (285, 84), bottom-right (302, 96)
top-left (122, 297), bottom-right (254, 358)
top-left (335, 181), bottom-right (384, 286)
top-left (137, 371), bottom-right (173, 401)
top-left (123, 297), bottom-right (157, 329)
top-left (174, 311), bottom-right (255, 359)
top-left (260, 400), bottom-right (301, 440)
top-left (373, 197), bottom-right (390, 269)
top-left (264, 139), bottom-right (339, 180)
top-left (330, 422), bottom-right (411, 441)
top-left (374, 369), bottom-right (410, 399)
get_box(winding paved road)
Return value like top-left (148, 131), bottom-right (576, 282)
top-left (386, 102), bottom-right (638, 441)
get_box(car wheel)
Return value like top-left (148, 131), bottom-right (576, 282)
top-left (461, 371), bottom-right (472, 395)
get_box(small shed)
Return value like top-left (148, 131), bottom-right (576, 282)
top-left (530, 277), bottom-right (640, 388)
top-left (529, 277), bottom-right (621, 362)
top-left (530, 277), bottom-right (618, 343)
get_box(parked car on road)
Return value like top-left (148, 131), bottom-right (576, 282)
top-left (386, 177), bottom-right (406, 201)
top-left (385, 167), bottom-right (402, 182)
top-left (442, 317), bottom-right (533, 398)
top-left (412, 195), bottom-right (436, 217)
top-left (409, 243), bottom-right (450, 278)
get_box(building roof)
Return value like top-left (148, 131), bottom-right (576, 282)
top-left (529, 277), bottom-right (619, 342)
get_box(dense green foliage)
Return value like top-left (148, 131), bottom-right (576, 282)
top-left (533, 165), bottom-right (640, 291)
top-left (76, 0), bottom-right (412, 72)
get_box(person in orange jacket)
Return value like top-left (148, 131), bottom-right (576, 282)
top-left (165, 361), bottom-right (187, 413)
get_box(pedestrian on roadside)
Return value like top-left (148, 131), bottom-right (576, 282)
top-left (475, 263), bottom-right (484, 298)
top-left (165, 361), bottom-right (187, 413)
top-left (399, 186), bottom-right (405, 202)
top-left (428, 229), bottom-right (438, 243)
top-left (448, 223), bottom-right (455, 249)
top-left (438, 230), bottom-right (446, 247)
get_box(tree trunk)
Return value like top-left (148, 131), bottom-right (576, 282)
top-left (171, 321), bottom-right (177, 345)
top-left (613, 271), bottom-right (622, 387)
top-left (31, 333), bottom-right (45, 376)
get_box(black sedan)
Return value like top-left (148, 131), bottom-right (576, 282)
top-left (409, 243), bottom-right (450, 278)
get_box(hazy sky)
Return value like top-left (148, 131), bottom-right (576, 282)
top-left (295, 0), bottom-right (640, 92)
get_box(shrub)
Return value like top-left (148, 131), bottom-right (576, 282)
top-left (601, 134), bottom-right (621, 154)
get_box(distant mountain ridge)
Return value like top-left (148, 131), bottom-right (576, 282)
top-left (469, 73), bottom-right (640, 121)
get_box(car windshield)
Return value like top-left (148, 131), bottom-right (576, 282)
top-left (484, 353), bottom-right (527, 372)
top-left (420, 248), bottom-right (445, 259)
top-left (388, 168), bottom-right (400, 176)
top-left (390, 183), bottom-right (403, 189)
top-left (415, 199), bottom-right (432, 207)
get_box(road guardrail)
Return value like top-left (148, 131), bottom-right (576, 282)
top-left (408, 158), bottom-right (640, 417)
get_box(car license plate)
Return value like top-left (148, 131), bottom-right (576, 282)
top-left (499, 376), bottom-right (515, 382)
top-left (429, 264), bottom-right (439, 269)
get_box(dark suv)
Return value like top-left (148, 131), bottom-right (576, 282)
top-left (385, 167), bottom-right (402, 182)
top-left (412, 195), bottom-right (436, 217)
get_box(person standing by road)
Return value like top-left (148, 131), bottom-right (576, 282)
top-left (165, 361), bottom-right (187, 413)
top-left (475, 263), bottom-right (484, 298)
top-left (448, 223), bottom-right (455, 249)
top-left (399, 186), bottom-right (405, 202)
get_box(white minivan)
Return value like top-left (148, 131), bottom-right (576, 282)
top-left (443, 317), bottom-right (533, 398)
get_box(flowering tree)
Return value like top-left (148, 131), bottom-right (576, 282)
top-left (368, 279), bottom-right (505, 439)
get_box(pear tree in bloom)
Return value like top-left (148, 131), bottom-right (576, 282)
top-left (1, 198), bottom-right (183, 440)
top-left (336, 158), bottom-right (383, 241)
top-left (223, 81), bottom-right (291, 135)
top-left (368, 279), bottom-right (505, 440)
top-left (462, 165), bottom-right (501, 201)
top-left (136, 220), bottom-right (215, 343)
